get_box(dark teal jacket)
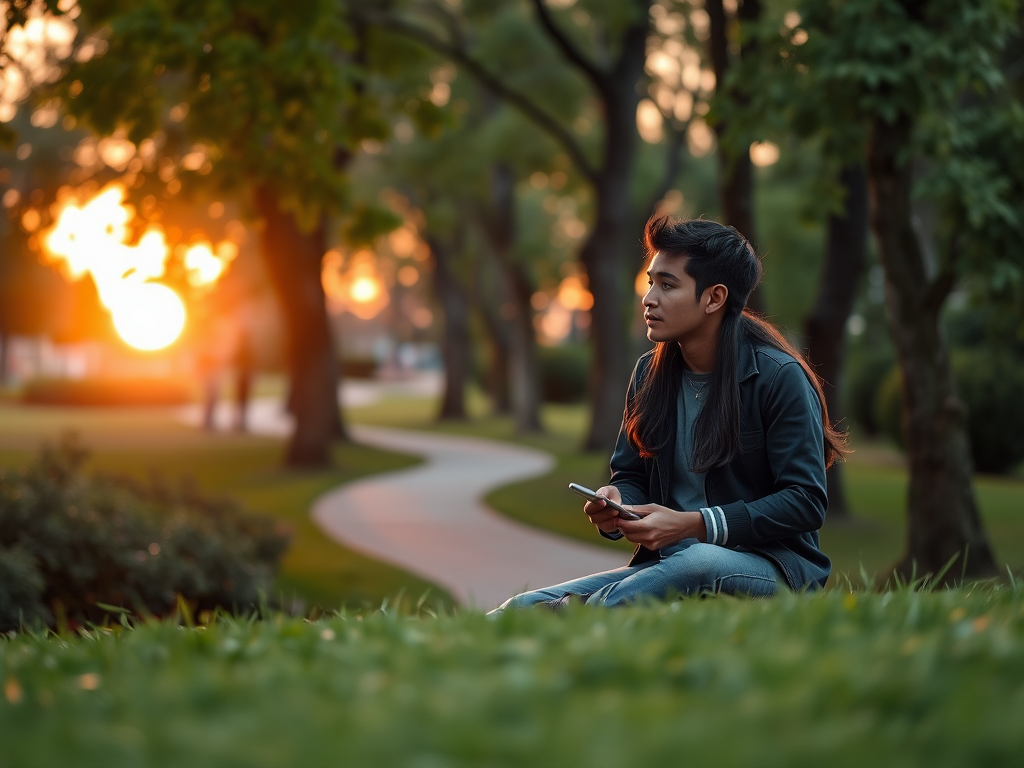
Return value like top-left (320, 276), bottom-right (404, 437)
top-left (609, 336), bottom-right (831, 590)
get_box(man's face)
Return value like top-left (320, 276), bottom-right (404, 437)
top-left (642, 252), bottom-right (708, 343)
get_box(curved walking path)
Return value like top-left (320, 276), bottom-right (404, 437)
top-left (313, 426), bottom-right (625, 609)
top-left (179, 381), bottom-right (626, 609)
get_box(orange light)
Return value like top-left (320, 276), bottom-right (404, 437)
top-left (112, 283), bottom-right (186, 351)
top-left (322, 248), bottom-right (390, 320)
top-left (42, 183), bottom-right (234, 351)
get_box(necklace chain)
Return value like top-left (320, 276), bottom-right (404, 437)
top-left (684, 372), bottom-right (708, 400)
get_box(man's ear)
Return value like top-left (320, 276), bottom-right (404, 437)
top-left (704, 284), bottom-right (729, 314)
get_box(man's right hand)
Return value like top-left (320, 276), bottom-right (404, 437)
top-left (583, 485), bottom-right (625, 535)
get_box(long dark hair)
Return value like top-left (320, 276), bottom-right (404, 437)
top-left (625, 215), bottom-right (847, 471)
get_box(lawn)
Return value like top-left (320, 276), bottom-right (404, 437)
top-left (348, 392), bottom-right (1024, 583)
top-left (0, 402), bottom-right (454, 612)
top-left (2, 587), bottom-right (1023, 767)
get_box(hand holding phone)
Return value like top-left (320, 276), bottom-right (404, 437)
top-left (568, 483), bottom-right (642, 520)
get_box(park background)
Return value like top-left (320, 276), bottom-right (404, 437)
top-left (1, 1), bottom-right (1023, 765)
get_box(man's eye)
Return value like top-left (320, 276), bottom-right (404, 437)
top-left (662, 283), bottom-right (672, 290)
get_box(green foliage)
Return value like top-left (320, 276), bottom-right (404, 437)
top-left (0, 545), bottom-right (47, 631)
top-left (0, 437), bottom-right (291, 631)
top-left (47, 0), bottom-right (438, 225)
top-left (539, 343), bottom-right (590, 403)
top-left (2, 588), bottom-right (1024, 766)
top-left (874, 349), bottom-right (1024, 474)
top-left (21, 377), bottom-right (194, 407)
top-left (874, 365), bottom-right (905, 449)
top-left (951, 349), bottom-right (1024, 474)
top-left (749, 0), bottom-right (1024, 294)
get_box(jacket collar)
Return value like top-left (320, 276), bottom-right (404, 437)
top-left (737, 332), bottom-right (760, 383)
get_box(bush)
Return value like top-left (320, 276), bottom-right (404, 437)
top-left (0, 437), bottom-right (291, 631)
top-left (539, 344), bottom-right (589, 403)
top-left (0, 545), bottom-right (48, 630)
top-left (874, 352), bottom-right (1024, 474)
top-left (952, 350), bottom-right (1024, 474)
top-left (23, 377), bottom-right (194, 406)
top-left (845, 340), bottom-right (896, 436)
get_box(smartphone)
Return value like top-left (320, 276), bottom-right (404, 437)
top-left (568, 483), bottom-right (641, 520)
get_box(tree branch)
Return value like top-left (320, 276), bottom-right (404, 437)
top-left (529, 0), bottom-right (606, 91)
top-left (359, 10), bottom-right (599, 183)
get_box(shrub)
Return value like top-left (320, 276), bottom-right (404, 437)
top-left (0, 545), bottom-right (48, 630)
top-left (845, 341), bottom-right (896, 436)
top-left (539, 344), bottom-right (589, 403)
top-left (22, 377), bottom-right (194, 406)
top-left (874, 352), bottom-right (1024, 474)
top-left (0, 437), bottom-right (291, 631)
top-left (952, 350), bottom-right (1024, 474)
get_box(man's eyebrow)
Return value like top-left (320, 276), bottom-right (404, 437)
top-left (646, 270), bottom-right (681, 281)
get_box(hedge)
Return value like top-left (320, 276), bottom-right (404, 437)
top-left (22, 377), bottom-right (194, 407)
top-left (0, 437), bottom-right (291, 632)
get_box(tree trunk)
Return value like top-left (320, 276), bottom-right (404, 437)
top-left (480, 162), bottom-right (543, 432)
top-left (804, 164), bottom-right (869, 519)
top-left (428, 235), bottom-right (470, 421)
top-left (580, 18), bottom-right (649, 452)
top-left (477, 276), bottom-right (512, 415)
top-left (707, 0), bottom-right (764, 313)
top-left (505, 261), bottom-right (544, 433)
top-left (254, 186), bottom-right (343, 467)
top-left (866, 116), bottom-right (996, 580)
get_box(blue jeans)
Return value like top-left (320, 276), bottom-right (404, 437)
top-left (492, 539), bottom-right (784, 611)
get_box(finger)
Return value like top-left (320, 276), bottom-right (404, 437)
top-left (586, 508), bottom-right (619, 525)
top-left (583, 498), bottom-right (607, 515)
top-left (624, 504), bottom-right (658, 518)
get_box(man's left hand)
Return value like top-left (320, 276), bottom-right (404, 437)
top-left (616, 505), bottom-right (707, 551)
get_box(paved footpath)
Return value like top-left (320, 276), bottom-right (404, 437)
top-left (180, 382), bottom-right (625, 609)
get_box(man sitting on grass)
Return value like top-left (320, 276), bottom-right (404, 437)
top-left (493, 215), bottom-right (847, 611)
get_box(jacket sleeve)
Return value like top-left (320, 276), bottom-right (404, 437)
top-left (608, 357), bottom-right (653, 507)
top-left (716, 361), bottom-right (828, 546)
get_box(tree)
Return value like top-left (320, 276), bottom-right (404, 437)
top-left (24, 0), bottom-right (434, 466)
top-left (364, 0), bottom-right (717, 451)
top-left (803, 164), bottom-right (869, 518)
top-left (771, 0), bottom-right (1024, 578)
top-left (705, 0), bottom-right (765, 310)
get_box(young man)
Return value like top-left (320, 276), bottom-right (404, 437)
top-left (492, 216), bottom-right (846, 610)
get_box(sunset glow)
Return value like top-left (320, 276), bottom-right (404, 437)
top-left (322, 248), bottom-right (390, 320)
top-left (42, 183), bottom-right (235, 350)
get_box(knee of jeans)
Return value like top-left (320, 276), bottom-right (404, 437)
top-left (499, 591), bottom-right (549, 610)
top-left (715, 573), bottom-right (777, 598)
top-left (670, 543), bottom-right (722, 584)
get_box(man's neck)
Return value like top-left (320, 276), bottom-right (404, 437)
top-left (677, 322), bottom-right (722, 374)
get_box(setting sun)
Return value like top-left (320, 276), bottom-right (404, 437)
top-left (41, 183), bottom-right (235, 351)
top-left (111, 282), bottom-right (187, 351)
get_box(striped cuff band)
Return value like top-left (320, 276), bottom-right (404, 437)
top-left (700, 506), bottom-right (729, 546)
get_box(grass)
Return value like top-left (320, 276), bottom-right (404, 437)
top-left (2, 586), bottom-right (1023, 767)
top-left (0, 402), bottom-right (454, 612)
top-left (348, 392), bottom-right (1024, 582)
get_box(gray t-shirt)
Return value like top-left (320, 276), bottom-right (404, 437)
top-left (669, 369), bottom-right (712, 513)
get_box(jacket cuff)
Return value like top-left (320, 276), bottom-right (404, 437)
top-left (599, 528), bottom-right (624, 541)
top-left (716, 501), bottom-right (753, 546)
